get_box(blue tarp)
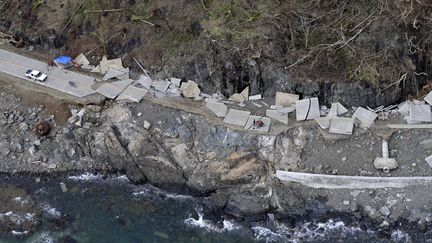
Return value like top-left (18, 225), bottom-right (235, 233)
top-left (54, 56), bottom-right (73, 65)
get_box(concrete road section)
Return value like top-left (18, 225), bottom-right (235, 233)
top-left (0, 49), bottom-right (96, 98)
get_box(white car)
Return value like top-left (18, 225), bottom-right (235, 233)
top-left (25, 69), bottom-right (47, 82)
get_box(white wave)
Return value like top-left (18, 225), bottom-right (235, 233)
top-left (252, 219), bottom-right (369, 243)
top-left (67, 173), bottom-right (102, 181)
top-left (222, 219), bottom-right (241, 231)
top-left (30, 232), bottom-right (54, 243)
top-left (42, 204), bottom-right (61, 218)
top-left (0, 211), bottom-right (36, 225)
top-left (11, 230), bottom-right (29, 236)
top-left (184, 208), bottom-right (241, 233)
top-left (251, 226), bottom-right (284, 243)
top-left (132, 185), bottom-right (192, 200)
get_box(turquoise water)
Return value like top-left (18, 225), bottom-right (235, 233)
top-left (0, 174), bottom-right (422, 242)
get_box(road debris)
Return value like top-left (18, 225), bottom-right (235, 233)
top-left (96, 79), bottom-right (133, 99)
top-left (223, 109), bottom-right (251, 127)
top-left (73, 53), bottom-right (90, 66)
top-left (249, 94), bottom-right (262, 100)
top-left (408, 104), bottom-right (432, 123)
top-left (180, 80), bottom-right (201, 98)
top-left (229, 93), bottom-right (246, 103)
top-left (143, 121), bottom-right (151, 130)
top-left (295, 98), bottom-right (320, 121)
top-left (136, 75), bottom-right (152, 90)
top-left (329, 117), bottom-right (354, 135)
top-left (424, 91), bottom-right (432, 106)
top-left (315, 117), bottom-right (331, 129)
top-left (374, 140), bottom-right (398, 173)
top-left (240, 87), bottom-right (249, 100)
top-left (353, 107), bottom-right (378, 129)
top-left (275, 92), bottom-right (299, 107)
top-left (152, 80), bottom-right (171, 93)
top-left (266, 109), bottom-right (288, 125)
top-left (116, 85), bottom-right (148, 103)
top-left (206, 101), bottom-right (228, 118)
top-left (244, 116), bottom-right (270, 132)
top-left (68, 108), bottom-right (86, 127)
top-left (103, 68), bottom-right (129, 80)
top-left (170, 77), bottom-right (182, 87)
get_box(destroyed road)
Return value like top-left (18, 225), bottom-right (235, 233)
top-left (0, 49), bottom-right (96, 98)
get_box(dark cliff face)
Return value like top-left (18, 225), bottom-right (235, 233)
top-left (0, 1), bottom-right (430, 105)
top-left (56, 103), bottom-right (307, 220)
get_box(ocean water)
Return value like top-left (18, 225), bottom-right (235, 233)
top-left (0, 173), bottom-right (422, 243)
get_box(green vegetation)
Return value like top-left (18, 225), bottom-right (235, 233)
top-left (32, 0), bottom-right (44, 10)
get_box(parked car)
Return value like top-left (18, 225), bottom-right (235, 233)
top-left (25, 69), bottom-right (47, 82)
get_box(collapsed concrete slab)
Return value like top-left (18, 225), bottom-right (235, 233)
top-left (171, 77), bottom-right (182, 87)
top-left (410, 104), bottom-right (432, 123)
top-left (398, 100), bottom-right (413, 115)
top-left (244, 116), bottom-right (271, 132)
top-left (103, 69), bottom-right (128, 80)
top-left (277, 106), bottom-right (295, 114)
top-left (137, 75), bottom-right (152, 90)
top-left (240, 87), bottom-right (249, 100)
top-left (266, 109), bottom-right (288, 125)
top-left (249, 94), bottom-right (262, 100)
top-left (424, 91), bottom-right (432, 106)
top-left (73, 53), bottom-right (90, 66)
top-left (275, 92), bottom-right (299, 107)
top-left (116, 85), bottom-right (148, 102)
top-left (223, 109), bottom-right (251, 127)
top-left (295, 98), bottom-right (320, 121)
top-left (229, 93), bottom-right (246, 103)
top-left (315, 117), bottom-right (331, 129)
top-left (152, 80), bottom-right (171, 92)
top-left (96, 79), bottom-right (133, 99)
top-left (328, 102), bottom-right (348, 118)
top-left (353, 107), bottom-right (378, 128)
top-left (425, 155), bottom-right (432, 168)
top-left (206, 102), bottom-right (228, 117)
top-left (99, 56), bottom-right (125, 74)
top-left (329, 117), bottom-right (354, 135)
top-left (181, 80), bottom-right (201, 98)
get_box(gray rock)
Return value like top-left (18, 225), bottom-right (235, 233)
top-left (420, 139), bottom-right (432, 150)
top-left (379, 206), bottom-right (391, 217)
top-left (19, 122), bottom-right (28, 131)
top-left (350, 202), bottom-right (359, 212)
top-left (0, 144), bottom-right (10, 156)
top-left (177, 125), bottom-right (191, 142)
top-left (28, 145), bottom-right (37, 156)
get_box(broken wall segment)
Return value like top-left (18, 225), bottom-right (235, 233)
top-left (295, 98), bottom-right (320, 121)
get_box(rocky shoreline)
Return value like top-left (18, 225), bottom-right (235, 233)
top-left (2, 79), bottom-right (432, 241)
